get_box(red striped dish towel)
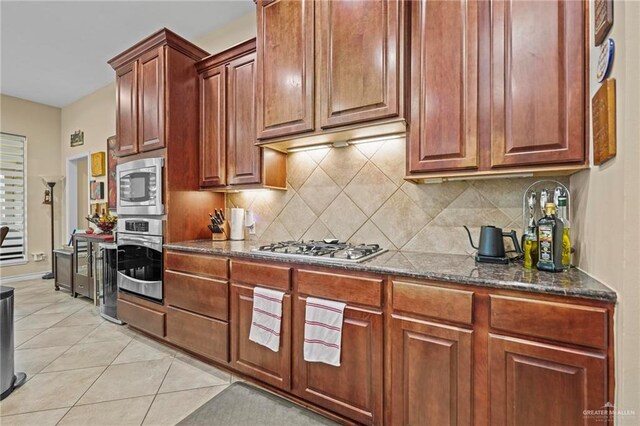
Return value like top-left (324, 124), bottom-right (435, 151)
top-left (249, 287), bottom-right (285, 352)
top-left (303, 297), bottom-right (347, 367)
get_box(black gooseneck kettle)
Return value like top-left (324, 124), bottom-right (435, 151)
top-left (463, 225), bottom-right (522, 264)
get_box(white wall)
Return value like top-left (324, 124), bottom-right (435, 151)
top-left (570, 1), bottom-right (640, 421)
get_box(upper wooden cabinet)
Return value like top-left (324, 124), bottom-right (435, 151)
top-left (490, 0), bottom-right (585, 167)
top-left (256, 0), bottom-right (315, 139)
top-left (407, 0), bottom-right (587, 178)
top-left (109, 29), bottom-right (209, 157)
top-left (317, 0), bottom-right (400, 129)
top-left (407, 0), bottom-right (480, 173)
top-left (256, 0), bottom-right (406, 144)
top-left (197, 39), bottom-right (287, 190)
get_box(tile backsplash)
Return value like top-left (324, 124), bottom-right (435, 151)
top-left (228, 138), bottom-right (567, 255)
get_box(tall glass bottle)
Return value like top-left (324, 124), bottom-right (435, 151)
top-left (556, 194), bottom-right (571, 270)
top-left (537, 203), bottom-right (564, 272)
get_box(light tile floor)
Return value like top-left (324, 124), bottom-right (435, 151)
top-left (0, 278), bottom-right (236, 426)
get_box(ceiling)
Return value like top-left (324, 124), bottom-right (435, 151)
top-left (0, 1), bottom-right (254, 108)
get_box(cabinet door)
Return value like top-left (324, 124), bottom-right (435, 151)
top-left (138, 47), bottom-right (165, 152)
top-left (318, 0), bottom-right (400, 128)
top-left (390, 315), bottom-right (473, 426)
top-left (199, 65), bottom-right (226, 187)
top-left (227, 53), bottom-right (261, 185)
top-left (115, 61), bottom-right (138, 156)
top-left (292, 296), bottom-right (383, 425)
top-left (491, 0), bottom-right (585, 167)
top-left (489, 335), bottom-right (608, 425)
top-left (408, 0), bottom-right (479, 173)
top-left (256, 0), bottom-right (314, 139)
top-left (230, 283), bottom-right (291, 390)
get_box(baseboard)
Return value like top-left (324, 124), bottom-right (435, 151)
top-left (0, 272), bottom-right (48, 284)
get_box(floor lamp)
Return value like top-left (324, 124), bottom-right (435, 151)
top-left (41, 176), bottom-right (62, 280)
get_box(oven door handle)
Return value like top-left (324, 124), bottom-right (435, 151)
top-left (117, 271), bottom-right (162, 287)
top-left (117, 236), bottom-right (162, 252)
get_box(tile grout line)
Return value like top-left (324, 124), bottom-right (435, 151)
top-left (139, 356), bottom-right (176, 425)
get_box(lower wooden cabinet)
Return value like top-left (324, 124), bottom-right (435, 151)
top-left (117, 298), bottom-right (166, 338)
top-left (230, 283), bottom-right (291, 390)
top-left (166, 306), bottom-right (229, 363)
top-left (292, 295), bottom-right (384, 425)
top-left (389, 315), bottom-right (473, 425)
top-left (54, 249), bottom-right (73, 293)
top-left (489, 334), bottom-right (608, 426)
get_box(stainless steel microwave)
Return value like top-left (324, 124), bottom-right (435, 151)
top-left (116, 157), bottom-right (164, 216)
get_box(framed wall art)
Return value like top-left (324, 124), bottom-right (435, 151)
top-left (107, 135), bottom-right (118, 210)
top-left (70, 130), bottom-right (84, 147)
top-left (90, 181), bottom-right (104, 200)
top-left (91, 152), bottom-right (106, 177)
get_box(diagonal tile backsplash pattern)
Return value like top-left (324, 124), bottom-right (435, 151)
top-left (228, 138), bottom-right (568, 255)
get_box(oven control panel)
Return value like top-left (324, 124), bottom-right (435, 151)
top-left (125, 221), bottom-right (149, 233)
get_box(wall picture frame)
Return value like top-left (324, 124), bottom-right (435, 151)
top-left (594, 0), bottom-right (613, 46)
top-left (90, 181), bottom-right (104, 200)
top-left (70, 130), bottom-right (84, 147)
top-left (107, 135), bottom-right (118, 210)
top-left (91, 152), bottom-right (106, 177)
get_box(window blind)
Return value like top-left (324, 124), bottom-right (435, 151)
top-left (0, 132), bottom-right (27, 265)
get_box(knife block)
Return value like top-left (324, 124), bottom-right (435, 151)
top-left (211, 220), bottom-right (229, 241)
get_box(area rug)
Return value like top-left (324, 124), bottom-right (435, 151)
top-left (177, 382), bottom-right (339, 426)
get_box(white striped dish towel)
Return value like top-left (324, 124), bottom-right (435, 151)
top-left (303, 297), bottom-right (347, 367)
top-left (249, 287), bottom-right (285, 352)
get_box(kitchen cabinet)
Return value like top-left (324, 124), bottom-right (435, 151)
top-left (148, 249), bottom-right (614, 425)
top-left (230, 261), bottom-right (292, 390)
top-left (197, 39), bottom-right (286, 190)
top-left (109, 29), bottom-right (209, 157)
top-left (489, 335), bottom-right (607, 425)
top-left (317, 0), bottom-right (401, 128)
top-left (407, 0), bottom-right (587, 178)
top-left (490, 0), bottom-right (585, 168)
top-left (292, 270), bottom-right (384, 425)
top-left (407, 0), bottom-right (480, 173)
top-left (256, 0), bottom-right (315, 139)
top-left (164, 251), bottom-right (230, 363)
top-left (256, 0), bottom-right (406, 145)
top-left (389, 280), bottom-right (474, 425)
top-left (117, 297), bottom-right (166, 338)
top-left (390, 316), bottom-right (473, 425)
top-left (53, 249), bottom-right (73, 294)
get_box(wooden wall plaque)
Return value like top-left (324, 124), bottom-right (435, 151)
top-left (594, 0), bottom-right (613, 46)
top-left (592, 79), bottom-right (616, 165)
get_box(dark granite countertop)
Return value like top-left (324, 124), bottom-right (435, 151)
top-left (164, 240), bottom-right (617, 302)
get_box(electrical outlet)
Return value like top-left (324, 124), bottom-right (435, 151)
top-left (31, 252), bottom-right (46, 262)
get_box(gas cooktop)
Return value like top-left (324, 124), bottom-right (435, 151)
top-left (252, 239), bottom-right (388, 263)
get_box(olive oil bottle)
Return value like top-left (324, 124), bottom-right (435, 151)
top-left (537, 203), bottom-right (565, 272)
top-left (556, 195), bottom-right (571, 270)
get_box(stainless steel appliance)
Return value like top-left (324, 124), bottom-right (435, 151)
top-left (116, 157), bottom-right (164, 216)
top-left (97, 242), bottom-right (123, 324)
top-left (117, 218), bottom-right (163, 302)
top-left (252, 240), bottom-right (387, 263)
top-left (1, 286), bottom-right (26, 400)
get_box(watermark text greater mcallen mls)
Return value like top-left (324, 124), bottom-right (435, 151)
top-left (583, 402), bottom-right (636, 422)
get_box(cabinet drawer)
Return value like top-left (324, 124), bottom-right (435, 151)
top-left (166, 251), bottom-right (228, 279)
top-left (297, 270), bottom-right (383, 307)
top-left (230, 261), bottom-right (291, 291)
top-left (490, 295), bottom-right (608, 349)
top-left (165, 270), bottom-right (228, 321)
top-left (166, 306), bottom-right (229, 362)
top-left (393, 280), bottom-right (474, 325)
top-left (117, 299), bottom-right (165, 338)
top-left (75, 281), bottom-right (90, 298)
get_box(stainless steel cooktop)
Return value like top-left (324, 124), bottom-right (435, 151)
top-left (251, 239), bottom-right (387, 263)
